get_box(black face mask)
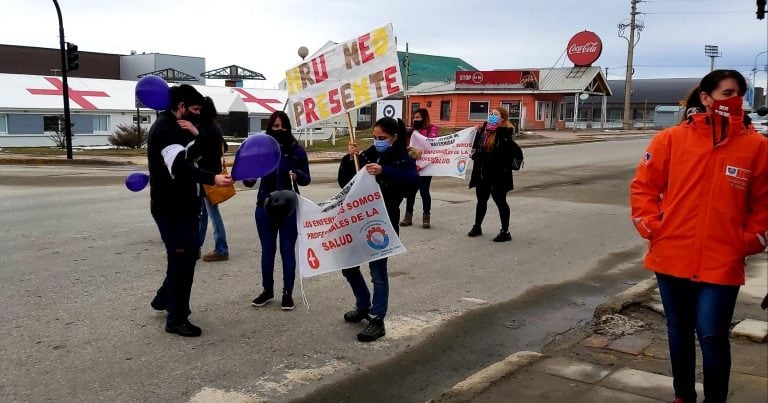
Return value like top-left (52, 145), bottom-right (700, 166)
top-left (184, 111), bottom-right (201, 124)
top-left (412, 120), bottom-right (425, 130)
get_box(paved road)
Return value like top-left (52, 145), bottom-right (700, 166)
top-left (0, 138), bottom-right (654, 402)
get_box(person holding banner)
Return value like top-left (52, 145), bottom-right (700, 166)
top-left (246, 111), bottom-right (311, 311)
top-left (401, 108), bottom-right (440, 229)
top-left (337, 117), bottom-right (418, 342)
top-left (148, 85), bottom-right (234, 337)
top-left (468, 107), bottom-right (517, 242)
top-left (197, 97), bottom-right (231, 262)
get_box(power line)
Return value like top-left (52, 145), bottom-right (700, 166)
top-left (641, 11), bottom-right (752, 15)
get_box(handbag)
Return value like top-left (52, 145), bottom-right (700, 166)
top-left (203, 157), bottom-right (236, 205)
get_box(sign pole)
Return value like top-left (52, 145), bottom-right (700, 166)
top-left (345, 112), bottom-right (360, 171)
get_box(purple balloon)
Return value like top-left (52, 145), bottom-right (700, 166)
top-left (135, 75), bottom-right (170, 110)
top-left (125, 172), bottom-right (149, 192)
top-left (231, 134), bottom-right (281, 180)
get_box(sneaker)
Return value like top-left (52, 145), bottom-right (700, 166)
top-left (357, 317), bottom-right (385, 342)
top-left (281, 292), bottom-right (295, 311)
top-left (203, 251), bottom-right (229, 262)
top-left (400, 212), bottom-right (413, 227)
top-left (468, 225), bottom-right (482, 237)
top-left (150, 293), bottom-right (166, 311)
top-left (422, 213), bottom-right (431, 229)
top-left (492, 230), bottom-right (512, 242)
top-left (343, 308), bottom-right (371, 323)
top-left (165, 320), bottom-right (202, 337)
top-left (251, 290), bottom-right (274, 307)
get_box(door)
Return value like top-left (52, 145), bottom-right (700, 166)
top-left (540, 101), bottom-right (554, 129)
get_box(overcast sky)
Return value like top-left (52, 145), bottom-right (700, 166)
top-left (2, 0), bottom-right (766, 88)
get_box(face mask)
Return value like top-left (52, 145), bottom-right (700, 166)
top-left (373, 139), bottom-right (391, 152)
top-left (710, 96), bottom-right (743, 118)
top-left (184, 110), bottom-right (201, 124)
top-left (487, 115), bottom-right (500, 125)
top-left (412, 119), bottom-right (425, 130)
top-left (267, 127), bottom-right (288, 136)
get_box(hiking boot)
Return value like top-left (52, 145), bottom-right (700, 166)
top-left (251, 290), bottom-right (274, 307)
top-left (357, 317), bottom-right (385, 342)
top-left (492, 230), bottom-right (512, 242)
top-left (165, 320), bottom-right (202, 337)
top-left (468, 225), bottom-right (482, 237)
top-left (150, 293), bottom-right (166, 311)
top-left (399, 212), bottom-right (413, 226)
top-left (203, 251), bottom-right (229, 262)
top-left (281, 292), bottom-right (295, 311)
top-left (422, 213), bottom-right (431, 229)
top-left (343, 308), bottom-right (371, 323)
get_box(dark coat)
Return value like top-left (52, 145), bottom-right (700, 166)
top-left (196, 121), bottom-right (227, 174)
top-left (337, 145), bottom-right (419, 231)
top-left (468, 124), bottom-right (518, 192)
top-left (244, 139), bottom-right (311, 205)
top-left (147, 111), bottom-right (215, 217)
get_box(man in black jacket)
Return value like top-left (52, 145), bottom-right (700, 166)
top-left (147, 84), bottom-right (233, 337)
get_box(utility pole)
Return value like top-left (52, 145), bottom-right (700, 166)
top-left (404, 42), bottom-right (410, 123)
top-left (620, 0), bottom-right (641, 130)
top-left (52, 0), bottom-right (74, 159)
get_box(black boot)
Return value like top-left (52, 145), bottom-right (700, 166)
top-left (468, 225), bottom-right (482, 237)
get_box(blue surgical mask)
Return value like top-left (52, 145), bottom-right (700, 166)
top-left (488, 115), bottom-right (500, 125)
top-left (373, 139), bottom-right (391, 152)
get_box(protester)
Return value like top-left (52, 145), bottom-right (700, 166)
top-left (630, 70), bottom-right (768, 403)
top-left (337, 117), bottom-right (418, 342)
top-left (246, 111), bottom-right (311, 311)
top-left (148, 85), bottom-right (233, 337)
top-left (401, 108), bottom-right (440, 229)
top-left (197, 97), bottom-right (230, 262)
top-left (468, 107), bottom-right (519, 242)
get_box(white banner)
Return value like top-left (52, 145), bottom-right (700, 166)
top-left (297, 170), bottom-right (406, 278)
top-left (285, 24), bottom-right (403, 129)
top-left (376, 99), bottom-right (403, 121)
top-left (409, 127), bottom-right (477, 179)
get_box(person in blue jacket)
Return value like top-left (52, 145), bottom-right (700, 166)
top-left (337, 117), bottom-right (418, 342)
top-left (246, 111), bottom-right (311, 311)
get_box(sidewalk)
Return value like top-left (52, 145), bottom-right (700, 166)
top-left (0, 129), bottom-right (655, 167)
top-left (430, 256), bottom-right (768, 403)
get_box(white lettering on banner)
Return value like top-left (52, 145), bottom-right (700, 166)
top-left (297, 170), bottom-right (406, 278)
top-left (285, 24), bottom-right (403, 129)
top-left (568, 42), bottom-right (599, 55)
top-left (409, 127), bottom-right (478, 179)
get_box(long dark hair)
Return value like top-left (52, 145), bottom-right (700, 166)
top-left (699, 69), bottom-right (747, 97)
top-left (266, 110), bottom-right (298, 144)
top-left (200, 96), bottom-right (218, 123)
top-left (414, 108), bottom-right (431, 126)
top-left (373, 117), bottom-right (407, 151)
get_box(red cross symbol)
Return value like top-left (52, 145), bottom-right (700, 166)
top-left (234, 88), bottom-right (282, 112)
top-left (306, 248), bottom-right (320, 270)
top-left (27, 77), bottom-right (109, 110)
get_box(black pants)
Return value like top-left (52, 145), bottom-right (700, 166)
top-left (152, 214), bottom-right (200, 325)
top-left (473, 184), bottom-right (510, 232)
top-left (405, 176), bottom-right (433, 214)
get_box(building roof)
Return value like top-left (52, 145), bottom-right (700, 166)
top-left (606, 78), bottom-right (699, 104)
top-left (408, 66), bottom-right (611, 96)
top-left (398, 52), bottom-right (476, 87)
top-left (0, 73), bottom-right (286, 115)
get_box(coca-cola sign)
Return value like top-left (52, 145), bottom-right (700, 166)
top-left (567, 31), bottom-right (602, 67)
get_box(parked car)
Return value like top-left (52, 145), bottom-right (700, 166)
top-left (748, 113), bottom-right (768, 137)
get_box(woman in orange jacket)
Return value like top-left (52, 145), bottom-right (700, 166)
top-left (630, 70), bottom-right (768, 403)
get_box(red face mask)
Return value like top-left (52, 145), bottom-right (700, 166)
top-left (710, 95), bottom-right (743, 118)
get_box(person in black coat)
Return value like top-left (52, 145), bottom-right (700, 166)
top-left (147, 85), bottom-right (233, 337)
top-left (468, 106), bottom-right (520, 242)
top-left (337, 117), bottom-right (418, 342)
top-left (197, 97), bottom-right (231, 262)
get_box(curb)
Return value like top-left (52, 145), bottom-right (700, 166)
top-left (0, 157), bottom-right (134, 166)
top-left (427, 351), bottom-right (546, 403)
top-left (592, 277), bottom-right (657, 319)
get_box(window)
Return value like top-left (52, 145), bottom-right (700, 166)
top-left (468, 101), bottom-right (489, 120)
top-left (501, 101), bottom-right (521, 118)
top-left (93, 116), bottom-right (109, 132)
top-left (132, 115), bottom-right (151, 124)
top-left (440, 101), bottom-right (451, 120)
top-left (0, 115), bottom-right (7, 134)
top-left (411, 102), bottom-right (420, 115)
top-left (43, 115), bottom-right (64, 132)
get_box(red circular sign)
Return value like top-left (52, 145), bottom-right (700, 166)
top-left (566, 31), bottom-right (602, 66)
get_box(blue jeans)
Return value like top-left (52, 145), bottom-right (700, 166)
top-left (405, 176), bottom-right (433, 214)
top-left (255, 205), bottom-right (297, 293)
top-left (342, 258), bottom-right (388, 319)
top-left (656, 273), bottom-right (740, 403)
top-left (199, 196), bottom-right (229, 255)
top-left (153, 214), bottom-right (200, 325)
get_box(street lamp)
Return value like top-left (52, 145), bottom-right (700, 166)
top-left (754, 50), bottom-right (768, 107)
top-left (705, 45), bottom-right (722, 72)
top-left (52, 0), bottom-right (74, 159)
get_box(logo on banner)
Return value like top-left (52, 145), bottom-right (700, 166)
top-left (366, 227), bottom-right (390, 250)
top-left (456, 158), bottom-right (468, 173)
top-left (382, 104), bottom-right (396, 118)
top-left (307, 248), bottom-right (320, 270)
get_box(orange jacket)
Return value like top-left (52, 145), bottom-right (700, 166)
top-left (630, 113), bottom-right (768, 285)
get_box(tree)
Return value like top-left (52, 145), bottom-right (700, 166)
top-left (108, 124), bottom-right (147, 149)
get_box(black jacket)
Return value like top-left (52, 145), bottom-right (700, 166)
top-left (469, 124), bottom-right (518, 192)
top-left (196, 121), bottom-right (227, 174)
top-left (147, 111), bottom-right (216, 217)
top-left (338, 145), bottom-right (418, 232)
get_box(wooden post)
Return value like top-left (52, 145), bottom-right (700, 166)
top-left (345, 112), bottom-right (360, 171)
